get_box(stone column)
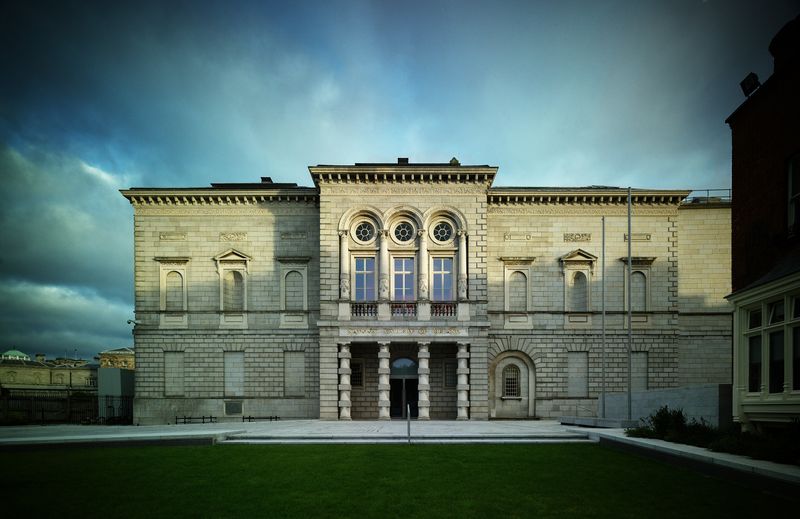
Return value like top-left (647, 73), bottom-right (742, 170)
top-left (377, 342), bottom-right (391, 420)
top-left (338, 231), bottom-right (350, 300)
top-left (457, 342), bottom-right (470, 420)
top-left (338, 343), bottom-right (351, 420)
top-left (417, 342), bottom-right (431, 420)
top-left (458, 230), bottom-right (468, 300)
top-left (379, 230), bottom-right (390, 301)
top-left (417, 229), bottom-right (429, 300)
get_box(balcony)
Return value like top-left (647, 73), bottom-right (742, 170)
top-left (390, 302), bottom-right (417, 318)
top-left (345, 300), bottom-right (464, 321)
top-left (430, 302), bottom-right (457, 318)
top-left (350, 303), bottom-right (377, 318)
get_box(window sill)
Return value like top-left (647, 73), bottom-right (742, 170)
top-left (501, 396), bottom-right (522, 401)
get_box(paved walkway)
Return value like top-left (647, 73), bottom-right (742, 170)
top-left (0, 419), bottom-right (587, 446)
top-left (1, 420), bottom-right (798, 486)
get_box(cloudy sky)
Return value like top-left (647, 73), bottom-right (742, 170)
top-left (0, 0), bottom-right (797, 360)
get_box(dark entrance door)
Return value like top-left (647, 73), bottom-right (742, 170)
top-left (389, 378), bottom-right (419, 419)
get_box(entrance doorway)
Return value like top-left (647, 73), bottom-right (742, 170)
top-left (389, 357), bottom-right (418, 419)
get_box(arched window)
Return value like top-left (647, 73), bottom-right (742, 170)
top-left (284, 271), bottom-right (304, 310)
top-left (165, 271), bottom-right (184, 311)
top-left (570, 271), bottom-right (588, 312)
top-left (631, 271), bottom-right (647, 312)
top-left (508, 271), bottom-right (527, 312)
top-left (223, 271), bottom-right (244, 312)
top-left (503, 365), bottom-right (520, 397)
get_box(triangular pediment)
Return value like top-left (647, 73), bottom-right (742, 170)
top-left (213, 249), bottom-right (252, 262)
top-left (560, 249), bottom-right (597, 263)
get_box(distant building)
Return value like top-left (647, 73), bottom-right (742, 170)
top-left (0, 349), bottom-right (97, 390)
top-left (98, 347), bottom-right (135, 370)
top-left (0, 350), bottom-right (99, 424)
top-left (727, 15), bottom-right (800, 429)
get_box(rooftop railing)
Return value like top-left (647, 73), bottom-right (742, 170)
top-left (683, 189), bottom-right (731, 204)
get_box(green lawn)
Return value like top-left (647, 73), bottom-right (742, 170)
top-left (2, 443), bottom-right (795, 518)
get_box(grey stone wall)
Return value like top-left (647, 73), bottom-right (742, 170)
top-left (602, 384), bottom-right (733, 428)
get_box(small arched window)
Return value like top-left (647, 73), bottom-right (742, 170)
top-left (503, 365), bottom-right (520, 397)
top-left (165, 271), bottom-right (184, 311)
top-left (284, 271), bottom-right (304, 310)
top-left (223, 271), bottom-right (244, 312)
top-left (508, 271), bottom-right (527, 312)
top-left (631, 271), bottom-right (647, 312)
top-left (570, 271), bottom-right (588, 312)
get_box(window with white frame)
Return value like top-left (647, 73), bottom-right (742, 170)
top-left (393, 257), bottom-right (415, 301)
top-left (743, 294), bottom-right (800, 395)
top-left (431, 257), bottom-right (454, 301)
top-left (354, 257), bottom-right (376, 301)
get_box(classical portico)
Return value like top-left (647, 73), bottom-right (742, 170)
top-left (334, 334), bottom-right (472, 421)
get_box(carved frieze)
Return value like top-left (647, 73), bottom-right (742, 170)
top-left (220, 232), bottom-right (248, 241)
top-left (341, 327), bottom-right (469, 338)
top-left (281, 231), bottom-right (308, 240)
top-left (564, 233), bottom-right (591, 242)
top-left (159, 232), bottom-right (186, 241)
top-left (489, 206), bottom-right (678, 216)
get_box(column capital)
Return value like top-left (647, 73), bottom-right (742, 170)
top-left (417, 340), bottom-right (431, 347)
top-left (337, 341), bottom-right (351, 347)
top-left (457, 229), bottom-right (468, 237)
top-left (377, 340), bottom-right (391, 347)
top-left (338, 230), bottom-right (349, 238)
top-left (417, 228), bottom-right (427, 237)
top-left (457, 341), bottom-right (470, 348)
top-left (379, 229), bottom-right (389, 238)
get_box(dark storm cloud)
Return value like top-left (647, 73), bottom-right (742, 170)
top-left (1, 0), bottom-right (798, 359)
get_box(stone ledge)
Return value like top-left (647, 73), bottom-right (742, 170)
top-left (559, 416), bottom-right (639, 428)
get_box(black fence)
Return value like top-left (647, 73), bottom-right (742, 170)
top-left (0, 390), bottom-right (133, 425)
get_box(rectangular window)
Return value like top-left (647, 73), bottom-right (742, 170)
top-left (748, 309), bottom-right (762, 330)
top-left (164, 352), bottom-right (184, 397)
top-left (224, 352), bottom-right (245, 397)
top-left (748, 336), bottom-right (762, 392)
top-left (632, 352), bottom-right (648, 391)
top-left (393, 258), bottom-right (415, 301)
top-left (284, 351), bottom-right (305, 397)
top-left (769, 331), bottom-right (784, 393)
top-left (351, 360), bottom-right (364, 388)
top-left (768, 300), bottom-right (785, 324)
top-left (432, 257), bottom-right (453, 301)
top-left (354, 257), bottom-right (375, 301)
top-left (444, 361), bottom-right (457, 388)
top-left (567, 352), bottom-right (589, 397)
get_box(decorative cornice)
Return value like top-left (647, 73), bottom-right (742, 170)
top-left (488, 189), bottom-right (690, 206)
top-left (120, 189), bottom-right (318, 206)
top-left (309, 165), bottom-right (497, 187)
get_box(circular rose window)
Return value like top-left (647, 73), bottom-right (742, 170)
top-left (394, 222), bottom-right (415, 242)
top-left (432, 221), bottom-right (453, 242)
top-left (354, 221), bottom-right (375, 242)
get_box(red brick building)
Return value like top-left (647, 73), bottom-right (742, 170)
top-left (727, 14), bottom-right (800, 429)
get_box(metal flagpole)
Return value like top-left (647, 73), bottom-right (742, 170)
top-left (627, 187), bottom-right (633, 421)
top-left (601, 216), bottom-right (606, 419)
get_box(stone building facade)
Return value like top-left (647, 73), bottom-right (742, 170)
top-left (122, 160), bottom-right (731, 424)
